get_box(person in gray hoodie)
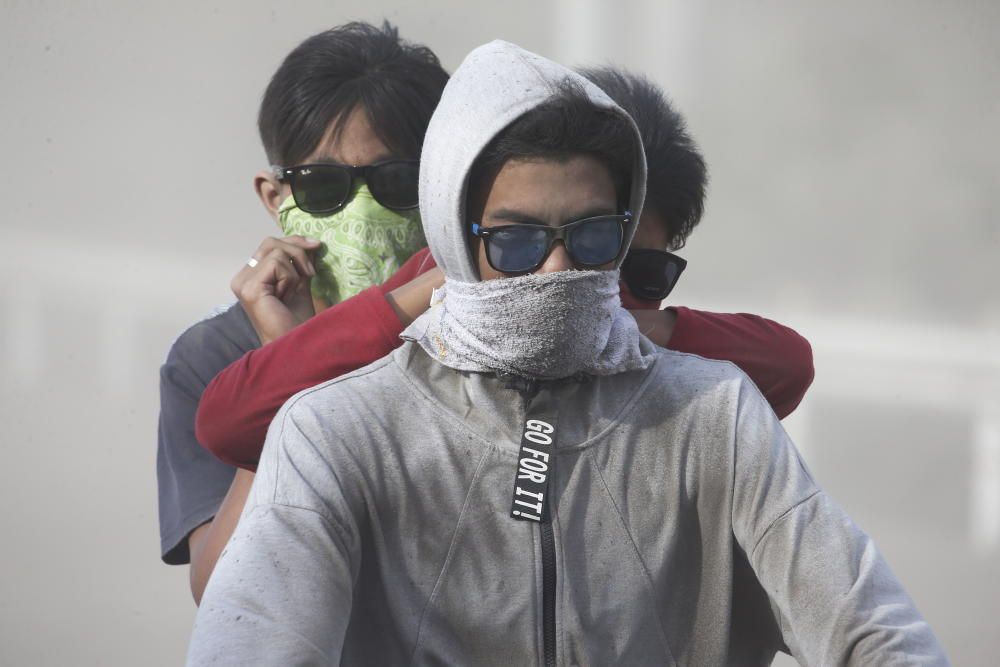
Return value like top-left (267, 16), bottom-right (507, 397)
top-left (187, 41), bottom-right (948, 666)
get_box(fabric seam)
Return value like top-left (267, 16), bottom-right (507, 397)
top-left (749, 489), bottom-right (822, 561)
top-left (409, 446), bottom-right (494, 661)
top-left (589, 456), bottom-right (678, 666)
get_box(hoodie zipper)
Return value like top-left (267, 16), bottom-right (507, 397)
top-left (540, 521), bottom-right (557, 667)
top-left (510, 380), bottom-right (558, 666)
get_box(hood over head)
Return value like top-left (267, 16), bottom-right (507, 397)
top-left (418, 40), bottom-right (648, 282)
top-left (403, 40), bottom-right (656, 380)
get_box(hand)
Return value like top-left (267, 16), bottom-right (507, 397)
top-left (231, 236), bottom-right (322, 344)
top-left (628, 308), bottom-right (678, 348)
top-left (385, 267), bottom-right (445, 326)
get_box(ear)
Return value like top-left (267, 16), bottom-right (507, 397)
top-left (254, 169), bottom-right (287, 227)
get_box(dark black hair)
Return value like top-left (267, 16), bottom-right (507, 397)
top-left (469, 79), bottom-right (636, 209)
top-left (578, 67), bottom-right (707, 250)
top-left (258, 21), bottom-right (449, 166)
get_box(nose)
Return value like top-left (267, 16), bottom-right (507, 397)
top-left (536, 241), bottom-right (574, 274)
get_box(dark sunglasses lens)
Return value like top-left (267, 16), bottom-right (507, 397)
top-left (623, 251), bottom-right (685, 300)
top-left (368, 162), bottom-right (420, 210)
top-left (292, 165), bottom-right (351, 214)
top-left (488, 227), bottom-right (550, 273)
top-left (567, 218), bottom-right (623, 266)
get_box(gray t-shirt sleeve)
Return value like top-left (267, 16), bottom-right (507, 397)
top-left (187, 397), bottom-right (359, 666)
top-left (156, 305), bottom-right (258, 565)
top-left (730, 378), bottom-right (949, 666)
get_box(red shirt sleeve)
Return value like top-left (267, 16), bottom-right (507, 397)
top-left (664, 306), bottom-right (815, 419)
top-left (195, 248), bottom-right (437, 469)
top-left (620, 280), bottom-right (813, 418)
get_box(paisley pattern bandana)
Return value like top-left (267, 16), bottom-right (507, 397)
top-left (278, 187), bottom-right (424, 305)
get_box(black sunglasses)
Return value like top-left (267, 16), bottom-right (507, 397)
top-left (272, 160), bottom-right (420, 215)
top-left (621, 249), bottom-right (687, 301)
top-left (470, 212), bottom-right (632, 274)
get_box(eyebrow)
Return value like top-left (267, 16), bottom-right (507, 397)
top-left (488, 205), bottom-right (618, 226)
top-left (310, 152), bottom-right (397, 167)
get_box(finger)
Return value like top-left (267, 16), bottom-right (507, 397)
top-left (235, 237), bottom-right (283, 293)
top-left (235, 240), bottom-right (312, 300)
top-left (273, 240), bottom-right (316, 277)
top-left (281, 235), bottom-right (322, 249)
top-left (238, 249), bottom-right (305, 301)
top-left (250, 236), bottom-right (285, 261)
top-left (264, 247), bottom-right (308, 279)
top-left (264, 251), bottom-right (310, 281)
top-left (231, 256), bottom-right (269, 295)
top-left (264, 259), bottom-right (302, 300)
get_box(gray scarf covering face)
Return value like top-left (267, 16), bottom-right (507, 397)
top-left (401, 270), bottom-right (655, 380)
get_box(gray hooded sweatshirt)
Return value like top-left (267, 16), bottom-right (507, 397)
top-left (187, 41), bottom-right (947, 666)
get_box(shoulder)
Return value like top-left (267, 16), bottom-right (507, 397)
top-left (252, 353), bottom-right (409, 506)
top-left (162, 303), bottom-right (260, 385)
top-left (263, 347), bottom-right (423, 463)
top-left (650, 346), bottom-right (749, 389)
top-left (637, 346), bottom-right (766, 418)
top-left (167, 303), bottom-right (258, 359)
top-left (647, 347), bottom-right (789, 455)
top-left (281, 352), bottom-right (404, 420)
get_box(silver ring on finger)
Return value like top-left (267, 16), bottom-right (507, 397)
top-left (246, 257), bottom-right (259, 268)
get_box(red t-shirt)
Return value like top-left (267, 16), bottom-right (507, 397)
top-left (196, 248), bottom-right (813, 469)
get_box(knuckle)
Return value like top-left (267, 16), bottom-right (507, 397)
top-left (266, 247), bottom-right (288, 261)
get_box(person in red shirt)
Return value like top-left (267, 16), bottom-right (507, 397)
top-left (164, 24), bottom-right (813, 603)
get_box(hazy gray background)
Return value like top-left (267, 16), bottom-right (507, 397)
top-left (2, 1), bottom-right (997, 665)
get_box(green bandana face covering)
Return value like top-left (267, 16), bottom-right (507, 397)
top-left (278, 186), bottom-right (425, 305)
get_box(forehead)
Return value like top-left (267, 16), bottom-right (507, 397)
top-left (630, 207), bottom-right (670, 251)
top-left (304, 106), bottom-right (395, 166)
top-left (479, 156), bottom-right (618, 223)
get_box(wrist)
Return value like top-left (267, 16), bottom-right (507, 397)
top-left (242, 300), bottom-right (300, 346)
top-left (386, 268), bottom-right (444, 326)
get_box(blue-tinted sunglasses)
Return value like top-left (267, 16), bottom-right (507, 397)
top-left (470, 212), bottom-right (632, 274)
